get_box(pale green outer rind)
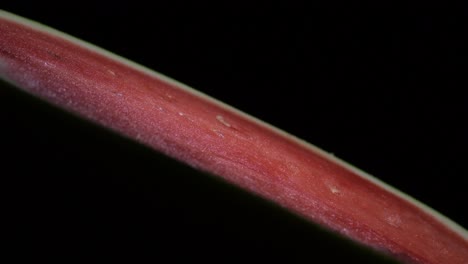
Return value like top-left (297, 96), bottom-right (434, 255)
top-left (1, 9), bottom-right (466, 240)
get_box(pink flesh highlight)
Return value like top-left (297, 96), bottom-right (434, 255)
top-left (1, 13), bottom-right (467, 264)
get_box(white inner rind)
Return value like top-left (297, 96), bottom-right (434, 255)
top-left (1, 9), bottom-right (466, 240)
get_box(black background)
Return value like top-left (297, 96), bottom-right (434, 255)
top-left (1, 1), bottom-right (467, 263)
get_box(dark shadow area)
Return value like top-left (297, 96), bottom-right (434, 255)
top-left (1, 80), bottom-right (400, 263)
